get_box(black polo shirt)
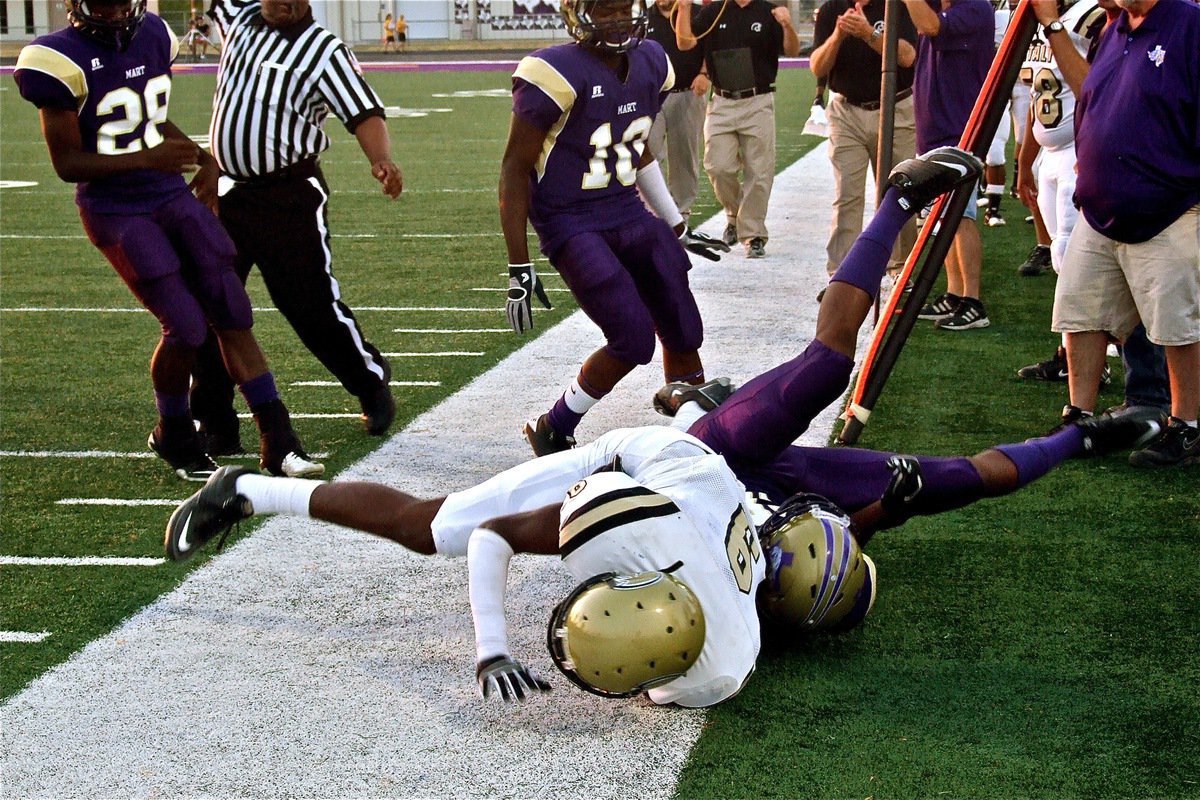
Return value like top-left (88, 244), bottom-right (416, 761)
top-left (812, 0), bottom-right (916, 105)
top-left (645, 2), bottom-right (706, 89)
top-left (692, 0), bottom-right (786, 94)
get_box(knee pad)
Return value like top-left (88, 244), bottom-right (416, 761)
top-left (604, 329), bottom-right (656, 366)
top-left (200, 268), bottom-right (254, 330)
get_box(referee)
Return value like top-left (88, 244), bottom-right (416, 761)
top-left (191, 0), bottom-right (403, 450)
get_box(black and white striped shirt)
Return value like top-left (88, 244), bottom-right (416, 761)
top-left (208, 0), bottom-right (385, 179)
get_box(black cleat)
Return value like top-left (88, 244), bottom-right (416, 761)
top-left (199, 426), bottom-right (245, 458)
top-left (1018, 245), bottom-right (1053, 276)
top-left (887, 147), bottom-right (984, 211)
top-left (1077, 408), bottom-right (1166, 458)
top-left (148, 424), bottom-right (218, 482)
top-left (653, 377), bottom-right (736, 417)
top-left (1128, 416), bottom-right (1199, 467)
top-left (164, 465), bottom-right (256, 561)
top-left (523, 414), bottom-right (576, 457)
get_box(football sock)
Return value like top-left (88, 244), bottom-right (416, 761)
top-left (994, 426), bottom-right (1086, 488)
top-left (155, 391), bottom-right (190, 420)
top-left (238, 372), bottom-right (280, 409)
top-left (548, 377), bottom-right (602, 437)
top-left (985, 184), bottom-right (1004, 212)
top-left (829, 188), bottom-right (911, 300)
top-left (234, 472), bottom-right (322, 516)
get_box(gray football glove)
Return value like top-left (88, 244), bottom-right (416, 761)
top-left (506, 263), bottom-right (553, 334)
top-left (476, 655), bottom-right (552, 703)
top-left (880, 455), bottom-right (924, 516)
top-left (679, 226), bottom-right (732, 262)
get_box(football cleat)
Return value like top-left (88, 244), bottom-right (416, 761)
top-left (265, 450), bottom-right (325, 479)
top-left (652, 377), bottom-right (735, 417)
top-left (887, 147), bottom-right (984, 211)
top-left (1077, 408), bottom-right (1165, 458)
top-left (164, 465), bottom-right (256, 562)
top-left (524, 414), bottom-right (576, 457)
top-left (984, 207), bottom-right (1006, 227)
top-left (148, 424), bottom-right (218, 482)
top-left (1128, 416), bottom-right (1200, 468)
top-left (1018, 245), bottom-right (1053, 276)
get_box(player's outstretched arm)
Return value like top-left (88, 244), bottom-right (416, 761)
top-left (39, 108), bottom-right (200, 183)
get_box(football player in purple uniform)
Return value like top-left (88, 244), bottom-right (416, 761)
top-left (499, 0), bottom-right (729, 458)
top-left (13, 0), bottom-right (322, 481)
top-left (164, 148), bottom-right (1161, 706)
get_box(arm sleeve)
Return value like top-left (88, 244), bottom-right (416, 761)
top-left (317, 42), bottom-right (386, 132)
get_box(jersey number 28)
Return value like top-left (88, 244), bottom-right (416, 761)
top-left (95, 74), bottom-right (171, 155)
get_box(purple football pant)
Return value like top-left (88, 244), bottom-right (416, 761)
top-left (80, 191), bottom-right (251, 348)
top-left (550, 214), bottom-right (703, 365)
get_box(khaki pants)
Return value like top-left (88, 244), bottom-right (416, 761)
top-left (648, 90), bottom-right (706, 221)
top-left (704, 92), bottom-right (775, 242)
top-left (825, 94), bottom-right (918, 275)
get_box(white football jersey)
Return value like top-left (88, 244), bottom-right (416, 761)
top-left (432, 426), bottom-right (764, 707)
top-left (1021, 0), bottom-right (1105, 150)
top-left (559, 452), bottom-right (764, 708)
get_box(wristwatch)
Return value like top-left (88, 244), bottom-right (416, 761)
top-left (870, 25), bottom-right (883, 42)
top-left (1043, 19), bottom-right (1065, 36)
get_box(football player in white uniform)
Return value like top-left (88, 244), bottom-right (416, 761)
top-left (980, 0), bottom-right (1033, 227)
top-left (165, 148), bottom-right (1159, 707)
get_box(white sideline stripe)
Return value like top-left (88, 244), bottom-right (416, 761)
top-left (0, 233), bottom-right (500, 241)
top-left (3, 306), bottom-right (504, 313)
top-left (237, 413), bottom-right (357, 420)
top-left (0, 556), bottom-right (165, 566)
top-left (55, 499), bottom-right (177, 507)
top-left (290, 380), bottom-right (441, 387)
top-left (469, 287), bottom-right (571, 293)
top-left (381, 351), bottom-right (485, 357)
top-left (0, 632), bottom-right (51, 643)
top-left (1, 149), bottom-right (857, 799)
top-left (1, 450), bottom-right (325, 459)
top-left (393, 327), bottom-right (511, 333)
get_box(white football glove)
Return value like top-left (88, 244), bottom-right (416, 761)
top-left (679, 226), bottom-right (731, 262)
top-left (506, 263), bottom-right (553, 334)
top-left (476, 655), bottom-right (552, 703)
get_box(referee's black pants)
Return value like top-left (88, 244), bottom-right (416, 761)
top-left (191, 162), bottom-right (389, 434)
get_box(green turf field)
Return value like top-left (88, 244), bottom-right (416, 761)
top-left (1, 67), bottom-right (1196, 798)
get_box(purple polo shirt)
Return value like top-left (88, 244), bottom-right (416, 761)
top-left (912, 0), bottom-right (995, 153)
top-left (1074, 0), bottom-right (1200, 244)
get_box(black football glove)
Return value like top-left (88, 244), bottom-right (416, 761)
top-left (880, 455), bottom-right (924, 517)
top-left (476, 654), bottom-right (552, 703)
top-left (506, 263), bottom-right (553, 334)
top-left (679, 226), bottom-right (731, 262)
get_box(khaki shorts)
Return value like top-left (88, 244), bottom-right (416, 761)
top-left (1052, 204), bottom-right (1200, 346)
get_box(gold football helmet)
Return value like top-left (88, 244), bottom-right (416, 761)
top-left (560, 0), bottom-right (648, 53)
top-left (547, 570), bottom-right (706, 698)
top-left (757, 494), bottom-right (876, 633)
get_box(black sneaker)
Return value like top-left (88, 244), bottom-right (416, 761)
top-left (148, 424), bottom-right (218, 482)
top-left (983, 207), bottom-right (1006, 227)
top-left (746, 237), bottom-right (766, 259)
top-left (360, 380), bottom-right (396, 436)
top-left (1018, 245), bottom-right (1052, 276)
top-left (918, 292), bottom-right (961, 320)
top-left (1017, 346), bottom-right (1069, 381)
top-left (164, 466), bottom-right (256, 562)
top-left (936, 297), bottom-right (990, 330)
top-left (653, 377), bottom-right (736, 417)
top-left (887, 147), bottom-right (984, 211)
top-left (1076, 408), bottom-right (1165, 457)
top-left (253, 399), bottom-right (325, 478)
top-left (722, 223), bottom-right (738, 246)
top-left (523, 413), bottom-right (576, 457)
top-left (199, 425), bottom-right (245, 458)
top-left (1128, 417), bottom-right (1200, 468)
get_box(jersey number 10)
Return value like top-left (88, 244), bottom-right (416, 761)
top-left (582, 116), bottom-right (652, 190)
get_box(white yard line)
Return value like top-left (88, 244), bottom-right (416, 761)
top-left (0, 632), bottom-right (51, 643)
top-left (289, 380), bottom-right (442, 387)
top-left (0, 556), bottom-right (165, 566)
top-left (2, 149), bottom-right (864, 798)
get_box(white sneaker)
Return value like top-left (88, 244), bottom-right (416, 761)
top-left (278, 451), bottom-right (325, 478)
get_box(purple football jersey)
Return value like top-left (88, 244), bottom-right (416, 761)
top-left (14, 15), bottom-right (188, 214)
top-left (512, 40), bottom-right (675, 257)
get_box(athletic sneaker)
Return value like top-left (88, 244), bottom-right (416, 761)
top-left (653, 377), bottom-right (735, 417)
top-left (164, 465), bottom-right (256, 562)
top-left (148, 424), bottom-right (218, 482)
top-left (918, 292), bottom-right (962, 321)
top-left (254, 399), bottom-right (325, 478)
top-left (1128, 417), bottom-right (1200, 468)
top-left (746, 238), bottom-right (766, 259)
top-left (200, 426), bottom-right (245, 458)
top-left (1018, 245), bottom-right (1053, 276)
top-left (886, 147), bottom-right (984, 211)
top-left (935, 297), bottom-right (990, 330)
top-left (722, 223), bottom-right (738, 246)
top-left (983, 207), bottom-right (1006, 227)
top-left (523, 413), bottom-right (576, 457)
top-left (1017, 346), bottom-right (1069, 381)
top-left (1076, 408), bottom-right (1164, 457)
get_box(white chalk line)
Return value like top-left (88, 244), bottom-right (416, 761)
top-left (1, 632), bottom-right (51, 643)
top-left (0, 556), bottom-right (165, 566)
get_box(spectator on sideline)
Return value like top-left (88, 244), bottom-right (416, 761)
top-left (498, 0), bottom-right (729, 458)
top-left (645, 0), bottom-right (709, 226)
top-left (904, 0), bottom-right (994, 331)
top-left (396, 14), bottom-right (408, 53)
top-left (13, 0), bottom-right (322, 481)
top-left (1043, 0), bottom-right (1198, 466)
top-left (190, 0), bottom-right (403, 452)
top-left (676, 0), bottom-right (801, 259)
top-left (977, 0), bottom-right (1028, 227)
top-left (810, 0), bottom-right (919, 284)
top-left (382, 13), bottom-right (397, 52)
